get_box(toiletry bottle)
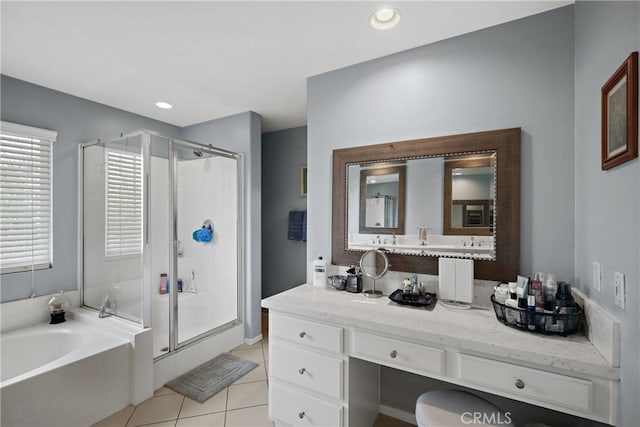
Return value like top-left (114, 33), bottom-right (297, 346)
top-left (312, 256), bottom-right (327, 286)
top-left (419, 281), bottom-right (426, 296)
top-left (516, 275), bottom-right (529, 308)
top-left (159, 274), bottom-right (168, 295)
top-left (527, 295), bottom-right (537, 331)
top-left (543, 273), bottom-right (557, 311)
top-left (530, 274), bottom-right (544, 309)
top-left (411, 275), bottom-right (419, 296)
top-left (177, 279), bottom-right (183, 293)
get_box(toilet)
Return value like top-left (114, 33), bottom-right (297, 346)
top-left (416, 390), bottom-right (514, 427)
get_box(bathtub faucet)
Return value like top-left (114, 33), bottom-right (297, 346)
top-left (98, 294), bottom-right (117, 318)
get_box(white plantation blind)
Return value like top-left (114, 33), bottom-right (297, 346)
top-left (105, 149), bottom-right (142, 257)
top-left (0, 121), bottom-right (56, 273)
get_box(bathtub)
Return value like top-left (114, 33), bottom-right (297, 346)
top-left (1, 316), bottom-right (133, 427)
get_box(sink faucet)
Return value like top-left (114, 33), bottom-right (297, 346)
top-left (98, 294), bottom-right (117, 318)
top-left (469, 237), bottom-right (475, 247)
top-left (392, 234), bottom-right (397, 245)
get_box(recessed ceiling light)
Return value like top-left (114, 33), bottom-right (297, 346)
top-left (155, 101), bottom-right (173, 109)
top-left (370, 7), bottom-right (401, 30)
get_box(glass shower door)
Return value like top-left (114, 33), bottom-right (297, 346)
top-left (172, 141), bottom-right (241, 347)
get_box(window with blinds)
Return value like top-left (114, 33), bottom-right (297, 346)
top-left (0, 121), bottom-right (57, 274)
top-left (105, 149), bottom-right (142, 257)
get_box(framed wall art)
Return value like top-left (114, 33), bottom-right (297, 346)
top-left (601, 51), bottom-right (638, 170)
top-left (300, 165), bottom-right (307, 197)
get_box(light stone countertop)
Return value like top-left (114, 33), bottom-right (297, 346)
top-left (262, 284), bottom-right (619, 381)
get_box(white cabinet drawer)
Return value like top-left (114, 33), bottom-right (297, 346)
top-left (270, 382), bottom-right (343, 427)
top-left (271, 341), bottom-right (343, 399)
top-left (271, 312), bottom-right (343, 354)
top-left (351, 330), bottom-right (444, 376)
top-left (458, 354), bottom-right (592, 412)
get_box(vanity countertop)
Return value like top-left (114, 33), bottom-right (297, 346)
top-left (262, 284), bottom-right (619, 381)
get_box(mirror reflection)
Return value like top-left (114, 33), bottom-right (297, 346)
top-left (358, 164), bottom-right (405, 234)
top-left (364, 173), bottom-right (399, 228)
top-left (347, 153), bottom-right (496, 260)
top-left (444, 155), bottom-right (495, 236)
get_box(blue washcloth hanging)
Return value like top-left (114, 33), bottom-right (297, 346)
top-left (301, 210), bottom-right (307, 242)
top-left (288, 211), bottom-right (306, 241)
top-left (193, 226), bottom-right (213, 243)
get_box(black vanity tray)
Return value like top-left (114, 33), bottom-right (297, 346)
top-left (490, 295), bottom-right (581, 336)
top-left (388, 289), bottom-right (436, 307)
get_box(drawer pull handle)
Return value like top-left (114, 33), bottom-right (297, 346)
top-left (299, 331), bottom-right (306, 338)
top-left (298, 411), bottom-right (305, 419)
top-left (515, 379), bottom-right (525, 389)
top-left (298, 368), bottom-right (306, 375)
top-left (390, 350), bottom-right (398, 358)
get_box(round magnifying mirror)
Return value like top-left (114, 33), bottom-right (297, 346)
top-left (359, 249), bottom-right (389, 298)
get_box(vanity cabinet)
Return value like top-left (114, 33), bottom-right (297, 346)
top-left (351, 330), bottom-right (444, 376)
top-left (269, 312), bottom-right (349, 427)
top-left (264, 285), bottom-right (619, 426)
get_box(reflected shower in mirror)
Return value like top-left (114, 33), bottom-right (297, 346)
top-left (358, 163), bottom-right (406, 234)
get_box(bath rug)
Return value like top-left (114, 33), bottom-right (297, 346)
top-left (166, 353), bottom-right (258, 403)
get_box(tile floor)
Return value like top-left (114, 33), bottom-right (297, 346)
top-left (93, 323), bottom-right (412, 427)
top-left (92, 338), bottom-right (271, 427)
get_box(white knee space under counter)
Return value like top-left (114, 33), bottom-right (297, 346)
top-left (262, 284), bottom-right (620, 426)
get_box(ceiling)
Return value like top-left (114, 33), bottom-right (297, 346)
top-left (1, 1), bottom-right (571, 132)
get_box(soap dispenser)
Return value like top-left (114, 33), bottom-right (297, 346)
top-left (48, 290), bottom-right (71, 324)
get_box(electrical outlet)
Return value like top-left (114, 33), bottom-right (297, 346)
top-left (614, 272), bottom-right (626, 310)
top-left (593, 261), bottom-right (601, 292)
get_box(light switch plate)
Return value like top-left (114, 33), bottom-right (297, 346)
top-left (614, 272), bottom-right (625, 310)
top-left (593, 261), bottom-right (601, 292)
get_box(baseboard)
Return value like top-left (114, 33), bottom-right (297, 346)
top-left (379, 404), bottom-right (417, 426)
top-left (244, 333), bottom-right (263, 345)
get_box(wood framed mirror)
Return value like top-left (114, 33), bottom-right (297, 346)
top-left (358, 164), bottom-right (406, 235)
top-left (443, 156), bottom-right (494, 236)
top-left (332, 128), bottom-right (520, 281)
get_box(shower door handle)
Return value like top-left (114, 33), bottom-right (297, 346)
top-left (144, 177), bottom-right (150, 244)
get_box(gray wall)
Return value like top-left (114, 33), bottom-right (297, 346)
top-left (180, 112), bottom-right (263, 340)
top-left (306, 5), bottom-right (579, 422)
top-left (1, 76), bottom-right (263, 341)
top-left (261, 126), bottom-right (307, 298)
top-left (574, 1), bottom-right (640, 425)
top-left (307, 6), bottom-right (575, 281)
top-left (0, 75), bottom-right (181, 302)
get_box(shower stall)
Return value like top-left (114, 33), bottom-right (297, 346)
top-left (79, 130), bottom-right (243, 358)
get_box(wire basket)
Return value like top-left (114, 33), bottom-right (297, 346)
top-left (490, 295), bottom-right (581, 336)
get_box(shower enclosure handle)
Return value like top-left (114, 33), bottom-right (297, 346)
top-left (145, 177), bottom-right (150, 244)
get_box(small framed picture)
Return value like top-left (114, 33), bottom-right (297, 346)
top-left (300, 165), bottom-right (307, 197)
top-left (601, 52), bottom-right (638, 170)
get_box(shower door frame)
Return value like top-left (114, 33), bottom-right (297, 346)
top-left (77, 130), bottom-right (245, 356)
top-left (167, 138), bottom-right (245, 354)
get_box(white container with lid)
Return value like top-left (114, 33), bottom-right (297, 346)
top-left (312, 256), bottom-right (327, 286)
